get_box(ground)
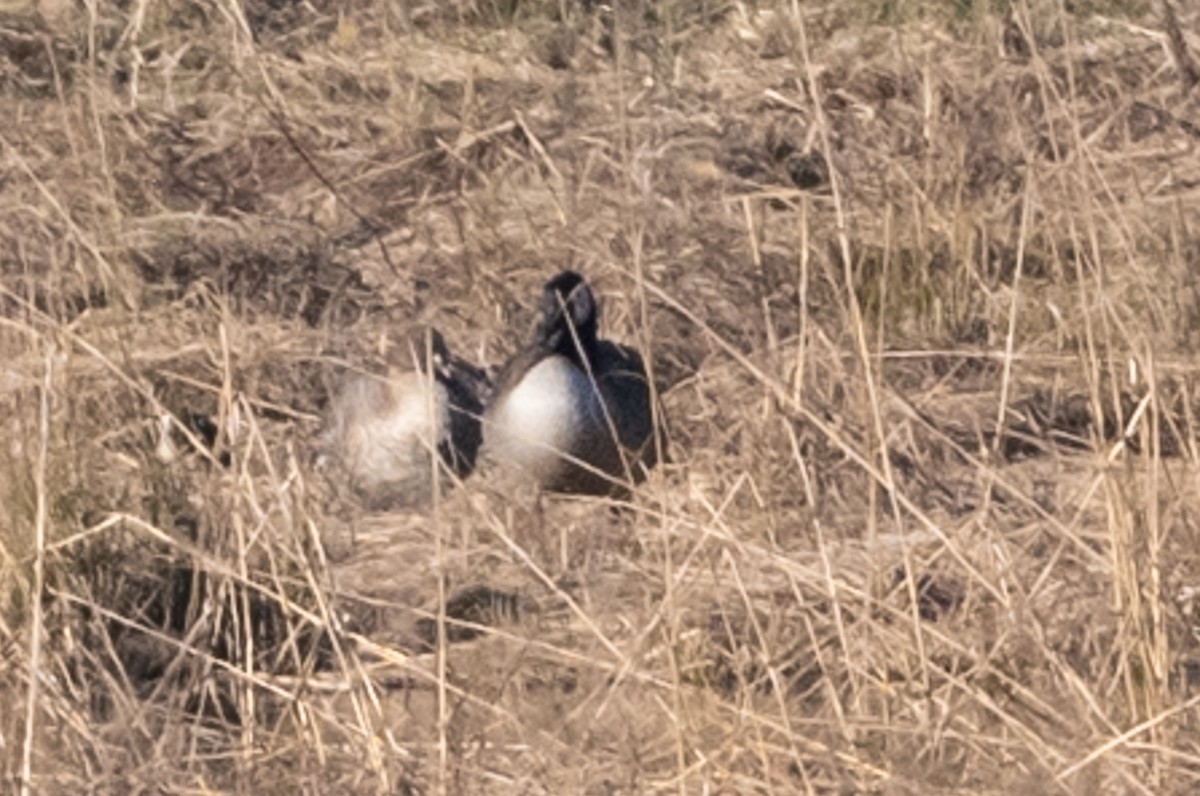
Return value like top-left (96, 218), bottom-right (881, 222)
top-left (2, 0), bottom-right (1200, 793)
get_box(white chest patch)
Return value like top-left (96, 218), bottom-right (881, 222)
top-left (486, 357), bottom-right (600, 477)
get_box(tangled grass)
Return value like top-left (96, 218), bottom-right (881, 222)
top-left (2, 0), bottom-right (1200, 793)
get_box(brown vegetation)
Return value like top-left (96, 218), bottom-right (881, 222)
top-left (3, 0), bottom-right (1200, 793)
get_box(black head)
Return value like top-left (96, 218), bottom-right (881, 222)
top-left (536, 270), bottom-right (598, 359)
top-left (396, 325), bottom-right (452, 379)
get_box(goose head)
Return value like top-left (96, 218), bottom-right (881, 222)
top-left (535, 270), bottom-right (599, 362)
top-left (387, 325), bottom-right (449, 380)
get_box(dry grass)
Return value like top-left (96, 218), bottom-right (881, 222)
top-left (3, 0), bottom-right (1200, 792)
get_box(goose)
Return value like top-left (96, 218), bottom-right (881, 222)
top-left (483, 271), bottom-right (659, 496)
top-left (323, 327), bottom-right (486, 509)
